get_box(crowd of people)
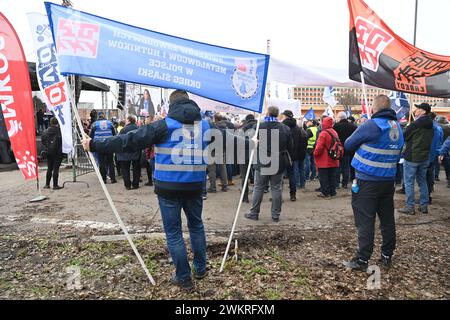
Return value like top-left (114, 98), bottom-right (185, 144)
top-left (71, 91), bottom-right (450, 291)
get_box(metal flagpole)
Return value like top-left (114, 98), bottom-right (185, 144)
top-left (409, 0), bottom-right (419, 124)
top-left (67, 75), bottom-right (156, 285)
top-left (220, 108), bottom-right (263, 272)
top-left (360, 71), bottom-right (370, 119)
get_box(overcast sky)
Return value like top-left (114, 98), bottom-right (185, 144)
top-left (2, 0), bottom-right (450, 106)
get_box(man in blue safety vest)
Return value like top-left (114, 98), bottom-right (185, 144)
top-left (89, 113), bottom-right (117, 184)
top-left (82, 90), bottom-right (209, 292)
top-left (343, 95), bottom-right (404, 272)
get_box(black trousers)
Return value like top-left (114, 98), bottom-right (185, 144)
top-left (121, 160), bottom-right (140, 188)
top-left (239, 163), bottom-right (251, 200)
top-left (318, 167), bottom-right (337, 196)
top-left (98, 152), bottom-right (115, 182)
top-left (286, 164), bottom-right (297, 195)
top-left (46, 153), bottom-right (63, 187)
top-left (352, 180), bottom-right (396, 261)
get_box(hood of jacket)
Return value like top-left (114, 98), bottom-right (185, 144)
top-left (167, 99), bottom-right (202, 124)
top-left (371, 108), bottom-right (398, 121)
top-left (322, 116), bottom-right (334, 130)
top-left (282, 117), bottom-right (297, 129)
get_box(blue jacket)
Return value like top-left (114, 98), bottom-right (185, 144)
top-left (345, 109), bottom-right (404, 181)
top-left (439, 136), bottom-right (450, 156)
top-left (90, 119), bottom-right (116, 141)
top-left (430, 122), bottom-right (443, 162)
top-left (90, 99), bottom-right (207, 199)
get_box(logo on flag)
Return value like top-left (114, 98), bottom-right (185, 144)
top-left (354, 17), bottom-right (394, 72)
top-left (231, 58), bottom-right (259, 99)
top-left (304, 107), bottom-right (316, 120)
top-left (56, 18), bottom-right (100, 58)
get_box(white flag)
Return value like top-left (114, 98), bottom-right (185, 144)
top-left (323, 106), bottom-right (334, 118)
top-left (322, 86), bottom-right (337, 107)
top-left (28, 13), bottom-right (73, 154)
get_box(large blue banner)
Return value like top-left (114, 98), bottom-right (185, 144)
top-left (44, 2), bottom-right (269, 113)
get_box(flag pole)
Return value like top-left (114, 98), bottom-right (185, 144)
top-left (220, 106), bottom-right (263, 272)
top-left (67, 75), bottom-right (156, 285)
top-left (360, 71), bottom-right (370, 119)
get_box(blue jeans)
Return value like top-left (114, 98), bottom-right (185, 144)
top-left (158, 196), bottom-right (207, 282)
top-left (294, 160), bottom-right (306, 188)
top-left (404, 160), bottom-right (429, 208)
top-left (304, 152), bottom-right (316, 180)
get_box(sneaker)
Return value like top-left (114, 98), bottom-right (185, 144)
top-left (207, 188), bottom-right (217, 193)
top-left (272, 216), bottom-right (280, 223)
top-left (419, 206), bottom-right (428, 214)
top-left (378, 254), bottom-right (392, 269)
top-left (244, 213), bottom-right (259, 221)
top-left (53, 185), bottom-right (63, 190)
top-left (110, 179), bottom-right (117, 184)
top-left (336, 185), bottom-right (341, 190)
top-left (343, 257), bottom-right (368, 272)
top-left (170, 274), bottom-right (194, 292)
top-left (145, 181), bottom-right (153, 186)
top-left (398, 206), bottom-right (415, 215)
top-left (43, 185), bottom-right (50, 189)
top-left (290, 194), bottom-right (296, 202)
top-left (131, 185), bottom-right (139, 190)
top-left (125, 186), bottom-right (131, 190)
top-left (317, 194), bottom-right (330, 198)
top-left (221, 186), bottom-right (228, 192)
top-left (202, 195), bottom-right (207, 200)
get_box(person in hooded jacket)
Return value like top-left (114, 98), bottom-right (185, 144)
top-left (42, 117), bottom-right (64, 190)
top-left (82, 90), bottom-right (209, 292)
top-left (281, 110), bottom-right (304, 201)
top-left (117, 115), bottom-right (141, 190)
top-left (313, 116), bottom-right (340, 198)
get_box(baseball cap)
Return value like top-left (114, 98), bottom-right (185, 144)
top-left (282, 110), bottom-right (294, 118)
top-left (414, 102), bottom-right (431, 114)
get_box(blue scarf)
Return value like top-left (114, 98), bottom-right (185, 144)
top-left (264, 116), bottom-right (278, 123)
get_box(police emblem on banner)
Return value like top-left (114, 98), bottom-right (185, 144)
top-left (231, 58), bottom-right (258, 99)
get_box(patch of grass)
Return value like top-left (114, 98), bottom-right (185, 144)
top-left (268, 249), bottom-right (290, 270)
top-left (13, 271), bottom-right (24, 280)
top-left (31, 286), bottom-right (53, 298)
top-left (145, 257), bottom-right (159, 274)
top-left (68, 255), bottom-right (89, 266)
top-left (0, 278), bottom-right (12, 290)
top-left (240, 258), bottom-right (257, 268)
top-left (294, 267), bottom-right (310, 286)
top-left (250, 266), bottom-right (268, 275)
top-left (265, 288), bottom-right (282, 300)
top-left (36, 239), bottom-right (49, 250)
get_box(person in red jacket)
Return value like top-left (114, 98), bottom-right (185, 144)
top-left (314, 116), bottom-right (340, 198)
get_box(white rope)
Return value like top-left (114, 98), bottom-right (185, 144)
top-left (220, 111), bottom-right (263, 272)
top-left (67, 76), bottom-right (156, 285)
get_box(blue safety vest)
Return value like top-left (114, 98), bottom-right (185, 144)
top-left (154, 117), bottom-right (210, 183)
top-left (352, 118), bottom-right (404, 178)
top-left (93, 120), bottom-right (114, 140)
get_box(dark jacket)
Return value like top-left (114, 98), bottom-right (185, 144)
top-left (254, 120), bottom-right (293, 175)
top-left (403, 115), bottom-right (434, 163)
top-left (90, 99), bottom-right (204, 198)
top-left (333, 119), bottom-right (357, 156)
top-left (116, 123), bottom-right (141, 161)
top-left (282, 117), bottom-right (307, 162)
top-left (41, 126), bottom-right (62, 155)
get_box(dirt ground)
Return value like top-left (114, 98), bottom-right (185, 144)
top-left (0, 165), bottom-right (449, 300)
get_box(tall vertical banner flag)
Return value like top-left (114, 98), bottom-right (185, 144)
top-left (0, 13), bottom-right (38, 180)
top-left (348, 0), bottom-right (450, 98)
top-left (28, 13), bottom-right (73, 154)
top-left (304, 107), bottom-right (316, 120)
top-left (44, 3), bottom-right (269, 113)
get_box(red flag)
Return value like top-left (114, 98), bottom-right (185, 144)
top-left (0, 13), bottom-right (38, 180)
top-left (361, 96), bottom-right (367, 115)
top-left (348, 0), bottom-right (450, 98)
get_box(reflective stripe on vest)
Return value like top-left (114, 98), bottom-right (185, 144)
top-left (154, 117), bottom-right (210, 183)
top-left (307, 126), bottom-right (318, 149)
top-left (351, 118), bottom-right (404, 178)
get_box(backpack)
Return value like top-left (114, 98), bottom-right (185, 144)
top-left (47, 132), bottom-right (61, 154)
top-left (325, 130), bottom-right (344, 160)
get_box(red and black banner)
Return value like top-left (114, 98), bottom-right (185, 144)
top-left (348, 0), bottom-right (450, 98)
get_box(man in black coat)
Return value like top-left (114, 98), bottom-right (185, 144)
top-left (334, 112), bottom-right (357, 188)
top-left (238, 114), bottom-right (257, 203)
top-left (41, 117), bottom-right (64, 190)
top-left (281, 110), bottom-right (304, 201)
top-left (117, 115), bottom-right (141, 190)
